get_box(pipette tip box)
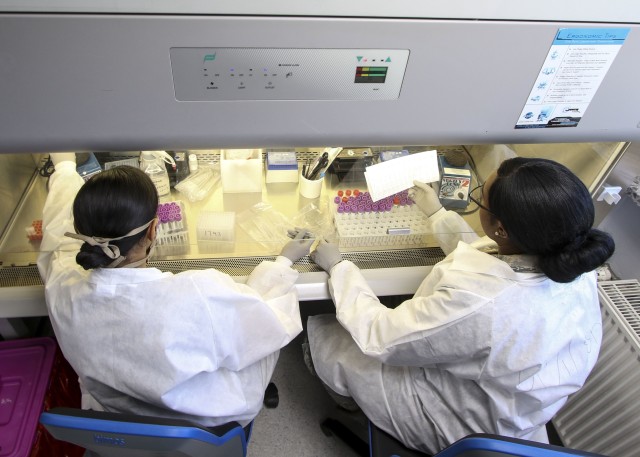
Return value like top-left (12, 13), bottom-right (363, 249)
top-left (266, 151), bottom-right (299, 183)
top-left (197, 211), bottom-right (236, 252)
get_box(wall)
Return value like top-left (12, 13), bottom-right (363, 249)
top-left (596, 142), bottom-right (640, 281)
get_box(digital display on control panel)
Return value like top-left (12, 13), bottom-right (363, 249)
top-left (170, 48), bottom-right (409, 101)
top-left (355, 67), bottom-right (388, 84)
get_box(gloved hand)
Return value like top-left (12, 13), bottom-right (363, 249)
top-left (50, 152), bottom-right (76, 166)
top-left (310, 239), bottom-right (342, 273)
top-left (286, 228), bottom-right (314, 240)
top-left (280, 228), bottom-right (314, 263)
top-left (408, 180), bottom-right (442, 217)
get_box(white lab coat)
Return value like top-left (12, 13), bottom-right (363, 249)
top-left (308, 208), bottom-right (602, 454)
top-left (38, 162), bottom-right (303, 427)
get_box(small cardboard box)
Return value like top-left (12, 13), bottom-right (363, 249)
top-left (220, 149), bottom-right (263, 193)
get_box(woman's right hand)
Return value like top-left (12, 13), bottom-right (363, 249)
top-left (408, 180), bottom-right (443, 217)
top-left (310, 240), bottom-right (343, 273)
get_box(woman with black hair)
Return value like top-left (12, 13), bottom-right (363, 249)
top-left (38, 153), bottom-right (312, 428)
top-left (307, 157), bottom-right (614, 454)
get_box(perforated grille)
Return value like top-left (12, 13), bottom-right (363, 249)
top-left (0, 265), bottom-right (44, 287)
top-left (148, 247), bottom-right (445, 275)
top-left (553, 279), bottom-right (640, 457)
top-left (0, 247), bottom-right (445, 288)
top-left (598, 279), bottom-right (640, 344)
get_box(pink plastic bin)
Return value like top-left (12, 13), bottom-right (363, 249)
top-left (0, 337), bottom-right (56, 457)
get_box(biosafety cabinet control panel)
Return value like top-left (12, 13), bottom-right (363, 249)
top-left (170, 48), bottom-right (410, 101)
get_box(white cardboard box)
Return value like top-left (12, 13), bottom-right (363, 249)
top-left (220, 149), bottom-right (263, 193)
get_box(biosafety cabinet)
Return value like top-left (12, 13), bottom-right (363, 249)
top-left (1, 0), bottom-right (639, 307)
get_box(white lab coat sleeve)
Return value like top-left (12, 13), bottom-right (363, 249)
top-left (428, 208), bottom-right (479, 256)
top-left (37, 162), bottom-right (85, 283)
top-left (245, 260), bottom-right (303, 339)
top-left (329, 260), bottom-right (491, 366)
top-left (167, 259), bottom-right (303, 373)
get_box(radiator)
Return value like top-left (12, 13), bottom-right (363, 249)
top-left (552, 279), bottom-right (640, 457)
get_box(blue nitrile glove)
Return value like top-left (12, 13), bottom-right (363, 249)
top-left (310, 239), bottom-right (343, 273)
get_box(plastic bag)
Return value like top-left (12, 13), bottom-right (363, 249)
top-left (174, 164), bottom-right (220, 202)
top-left (237, 202), bottom-right (293, 250)
top-left (291, 201), bottom-right (336, 242)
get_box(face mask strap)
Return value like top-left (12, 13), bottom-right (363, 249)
top-left (64, 219), bottom-right (154, 268)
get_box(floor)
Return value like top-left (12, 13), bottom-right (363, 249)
top-left (247, 300), bottom-right (365, 457)
top-left (247, 333), bottom-right (364, 457)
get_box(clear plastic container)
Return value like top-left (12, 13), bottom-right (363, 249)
top-left (140, 151), bottom-right (171, 197)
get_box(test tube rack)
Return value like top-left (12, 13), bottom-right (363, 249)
top-left (155, 201), bottom-right (189, 255)
top-left (330, 189), bottom-right (433, 249)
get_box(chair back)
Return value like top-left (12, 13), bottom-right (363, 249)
top-left (434, 433), bottom-right (609, 457)
top-left (369, 420), bottom-right (609, 457)
top-left (39, 407), bottom-right (252, 457)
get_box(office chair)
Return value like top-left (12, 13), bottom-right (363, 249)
top-left (433, 433), bottom-right (609, 457)
top-left (369, 422), bottom-right (609, 457)
top-left (368, 421), bottom-right (428, 457)
top-left (39, 407), bottom-right (253, 457)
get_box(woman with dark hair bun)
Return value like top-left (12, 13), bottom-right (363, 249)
top-left (38, 153), bottom-right (313, 429)
top-left (306, 157), bottom-right (614, 454)
top-left (487, 157), bottom-right (614, 283)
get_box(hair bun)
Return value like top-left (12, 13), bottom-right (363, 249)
top-left (562, 231), bottom-right (588, 253)
top-left (76, 243), bottom-right (113, 270)
top-left (539, 228), bottom-right (615, 283)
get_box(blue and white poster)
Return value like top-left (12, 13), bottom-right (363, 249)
top-left (515, 28), bottom-right (630, 129)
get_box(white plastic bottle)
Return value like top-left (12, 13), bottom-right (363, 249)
top-left (140, 151), bottom-right (172, 197)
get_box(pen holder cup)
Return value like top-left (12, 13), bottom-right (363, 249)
top-left (299, 173), bottom-right (323, 199)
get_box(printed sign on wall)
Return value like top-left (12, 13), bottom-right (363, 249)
top-left (515, 28), bottom-right (630, 129)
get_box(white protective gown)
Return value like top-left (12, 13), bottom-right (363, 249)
top-left (38, 162), bottom-right (303, 427)
top-left (308, 208), bottom-right (602, 454)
